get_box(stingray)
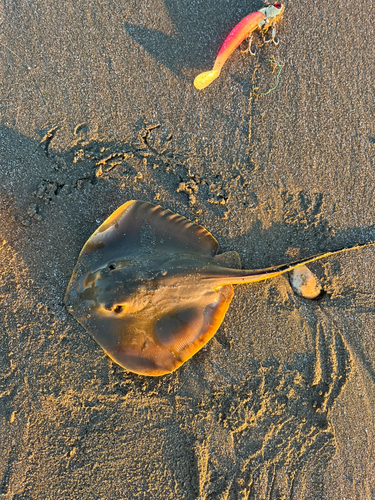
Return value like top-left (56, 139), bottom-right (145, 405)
top-left (65, 200), bottom-right (373, 376)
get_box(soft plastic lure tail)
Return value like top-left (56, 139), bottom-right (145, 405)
top-left (194, 2), bottom-right (285, 90)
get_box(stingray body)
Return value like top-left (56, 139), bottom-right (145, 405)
top-left (65, 200), bottom-right (371, 376)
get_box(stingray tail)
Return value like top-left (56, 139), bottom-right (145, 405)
top-left (194, 69), bottom-right (221, 90)
top-left (212, 240), bottom-right (375, 285)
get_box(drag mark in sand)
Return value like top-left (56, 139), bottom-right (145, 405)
top-left (190, 317), bottom-right (353, 498)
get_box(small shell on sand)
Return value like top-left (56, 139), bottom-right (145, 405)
top-left (289, 265), bottom-right (322, 299)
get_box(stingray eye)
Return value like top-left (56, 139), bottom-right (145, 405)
top-left (107, 263), bottom-right (116, 270)
top-left (274, 2), bottom-right (282, 8)
top-left (114, 305), bottom-right (123, 314)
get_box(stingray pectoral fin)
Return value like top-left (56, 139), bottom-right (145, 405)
top-left (79, 310), bottom-right (182, 376)
top-left (146, 284), bottom-right (233, 375)
top-left (81, 285), bottom-right (234, 376)
top-left (72, 200), bottom-right (220, 277)
top-left (194, 70), bottom-right (220, 90)
top-left (170, 284), bottom-right (234, 366)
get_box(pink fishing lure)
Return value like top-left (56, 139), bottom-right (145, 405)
top-left (194, 2), bottom-right (285, 90)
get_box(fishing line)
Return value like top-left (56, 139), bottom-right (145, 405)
top-left (252, 57), bottom-right (282, 96)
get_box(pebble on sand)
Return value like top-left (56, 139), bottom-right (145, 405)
top-left (289, 265), bottom-right (322, 299)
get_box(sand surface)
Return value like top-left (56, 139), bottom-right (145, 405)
top-left (0, 0), bottom-right (375, 498)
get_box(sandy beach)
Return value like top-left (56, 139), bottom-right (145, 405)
top-left (0, 0), bottom-right (374, 497)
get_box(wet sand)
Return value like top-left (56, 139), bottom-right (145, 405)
top-left (0, 0), bottom-right (374, 497)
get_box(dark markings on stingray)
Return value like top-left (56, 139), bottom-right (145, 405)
top-left (65, 200), bottom-right (374, 376)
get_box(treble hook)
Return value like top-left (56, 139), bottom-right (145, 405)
top-left (263, 22), bottom-right (279, 45)
top-left (239, 34), bottom-right (257, 56)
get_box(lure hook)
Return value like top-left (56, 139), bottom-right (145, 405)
top-left (263, 22), bottom-right (278, 45)
top-left (239, 34), bottom-right (257, 56)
